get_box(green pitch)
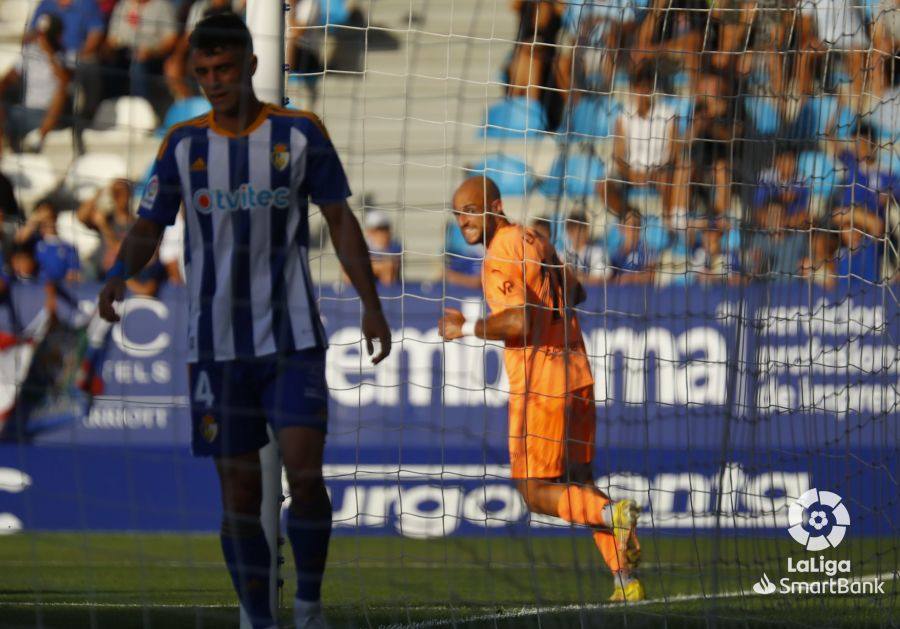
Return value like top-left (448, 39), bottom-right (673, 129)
top-left (0, 533), bottom-right (895, 628)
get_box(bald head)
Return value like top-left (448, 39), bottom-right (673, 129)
top-left (451, 176), bottom-right (505, 246)
top-left (452, 176), bottom-right (501, 209)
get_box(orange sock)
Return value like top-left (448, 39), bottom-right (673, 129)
top-left (593, 530), bottom-right (623, 573)
top-left (555, 485), bottom-right (610, 527)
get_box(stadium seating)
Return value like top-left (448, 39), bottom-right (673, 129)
top-left (813, 96), bottom-right (839, 137)
top-left (115, 96), bottom-right (158, 133)
top-left (723, 226), bottom-right (740, 252)
top-left (832, 106), bottom-right (856, 140)
top-left (319, 0), bottom-right (351, 26)
top-left (744, 96), bottom-right (780, 135)
top-left (664, 95), bottom-right (694, 136)
top-left (641, 214), bottom-right (671, 254)
top-left (605, 220), bottom-right (625, 255)
top-left (0, 153), bottom-right (58, 210)
top-left (0, 0), bottom-right (35, 39)
top-left (469, 154), bottom-right (530, 197)
top-left (557, 97), bottom-right (621, 142)
top-left (90, 96), bottom-right (157, 132)
top-left (481, 97), bottom-right (548, 138)
top-left (867, 89), bottom-right (900, 141)
top-left (538, 152), bottom-right (605, 198)
top-left (63, 153), bottom-right (129, 202)
top-left (0, 43), bottom-right (18, 77)
top-left (797, 150), bottom-right (838, 198)
top-left (82, 96), bottom-right (158, 149)
top-left (157, 97), bottom-right (211, 137)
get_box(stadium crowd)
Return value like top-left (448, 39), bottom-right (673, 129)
top-left (448, 0), bottom-right (900, 290)
top-left (0, 0), bottom-right (898, 303)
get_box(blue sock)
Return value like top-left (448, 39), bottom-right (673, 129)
top-left (287, 501), bottom-right (333, 602)
top-left (220, 524), bottom-right (274, 628)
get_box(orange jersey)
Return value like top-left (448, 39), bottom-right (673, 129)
top-left (483, 223), bottom-right (594, 397)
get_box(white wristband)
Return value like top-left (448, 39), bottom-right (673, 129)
top-left (461, 320), bottom-right (478, 337)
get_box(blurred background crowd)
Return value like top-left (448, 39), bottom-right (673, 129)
top-left (0, 0), bottom-right (898, 306)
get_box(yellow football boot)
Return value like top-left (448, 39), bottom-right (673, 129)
top-left (609, 578), bottom-right (646, 602)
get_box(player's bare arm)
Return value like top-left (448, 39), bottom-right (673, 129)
top-left (97, 217), bottom-right (165, 323)
top-left (321, 200), bottom-right (392, 364)
top-left (439, 306), bottom-right (529, 343)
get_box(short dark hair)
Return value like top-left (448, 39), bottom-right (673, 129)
top-left (11, 240), bottom-right (35, 257)
top-left (632, 61), bottom-right (658, 89)
top-left (33, 196), bottom-right (58, 214)
top-left (567, 211), bottom-right (588, 226)
top-left (189, 13), bottom-right (253, 55)
top-left (855, 123), bottom-right (876, 142)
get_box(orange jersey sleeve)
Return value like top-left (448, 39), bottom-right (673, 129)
top-left (484, 224), bottom-right (594, 396)
top-left (483, 225), bottom-right (539, 316)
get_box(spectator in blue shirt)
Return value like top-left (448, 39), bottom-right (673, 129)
top-left (609, 212), bottom-right (655, 284)
top-left (14, 198), bottom-right (80, 284)
top-left (833, 126), bottom-right (899, 230)
top-left (28, 199), bottom-right (80, 314)
top-left (804, 223), bottom-right (886, 290)
top-left (564, 210), bottom-right (610, 285)
top-left (830, 205), bottom-right (886, 289)
top-left (834, 228), bottom-right (883, 288)
top-left (444, 221), bottom-right (483, 289)
top-left (363, 209), bottom-right (401, 286)
top-left (690, 219), bottom-right (741, 284)
top-left (36, 231), bottom-right (81, 284)
top-left (752, 148), bottom-right (811, 230)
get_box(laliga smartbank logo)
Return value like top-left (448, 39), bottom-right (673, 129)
top-left (787, 488), bottom-right (849, 550)
top-left (751, 488), bottom-right (885, 596)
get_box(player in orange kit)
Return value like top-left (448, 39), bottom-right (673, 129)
top-left (438, 176), bottom-right (644, 602)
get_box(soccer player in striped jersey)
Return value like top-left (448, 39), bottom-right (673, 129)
top-left (438, 176), bottom-right (644, 602)
top-left (97, 14), bottom-right (391, 629)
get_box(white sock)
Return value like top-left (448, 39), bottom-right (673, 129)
top-left (601, 504), bottom-right (614, 527)
top-left (294, 598), bottom-right (322, 617)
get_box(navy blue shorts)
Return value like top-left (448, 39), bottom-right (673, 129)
top-left (188, 348), bottom-right (328, 457)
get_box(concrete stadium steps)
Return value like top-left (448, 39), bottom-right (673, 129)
top-left (291, 0), bottom-right (527, 282)
top-left (3, 0), bottom-right (592, 283)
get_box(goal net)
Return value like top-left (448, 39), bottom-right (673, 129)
top-left (0, 0), bottom-right (897, 626)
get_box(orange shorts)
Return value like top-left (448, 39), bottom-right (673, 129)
top-left (507, 385), bottom-right (596, 480)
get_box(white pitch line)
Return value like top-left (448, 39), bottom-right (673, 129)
top-left (396, 571), bottom-right (898, 629)
top-left (0, 572), bottom-right (894, 621)
top-left (0, 602), bottom-right (233, 609)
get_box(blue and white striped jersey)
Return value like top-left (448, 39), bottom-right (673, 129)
top-left (138, 103), bottom-right (351, 363)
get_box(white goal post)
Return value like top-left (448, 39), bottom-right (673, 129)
top-left (244, 1), bottom-right (286, 626)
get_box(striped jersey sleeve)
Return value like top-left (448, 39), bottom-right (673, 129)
top-left (138, 126), bottom-right (187, 226)
top-left (293, 114), bottom-right (352, 205)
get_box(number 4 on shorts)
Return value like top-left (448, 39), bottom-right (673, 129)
top-left (194, 370), bottom-right (215, 408)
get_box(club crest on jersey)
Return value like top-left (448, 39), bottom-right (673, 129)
top-left (140, 175), bottom-right (159, 209)
top-left (271, 143), bottom-right (289, 171)
top-left (201, 414), bottom-right (218, 443)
